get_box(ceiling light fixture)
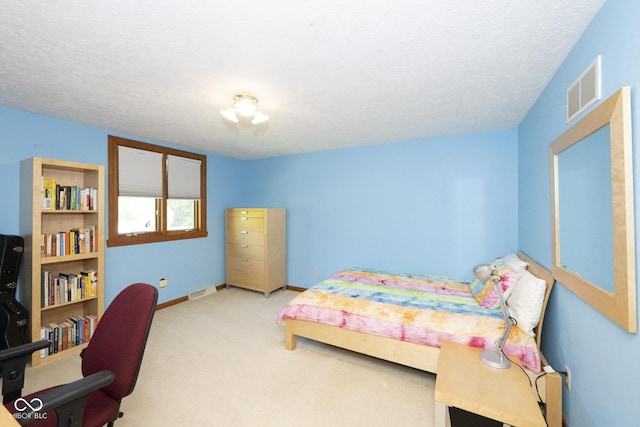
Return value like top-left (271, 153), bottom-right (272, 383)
top-left (220, 92), bottom-right (269, 125)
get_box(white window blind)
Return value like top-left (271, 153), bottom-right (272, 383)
top-left (118, 146), bottom-right (163, 197)
top-left (167, 155), bottom-right (202, 199)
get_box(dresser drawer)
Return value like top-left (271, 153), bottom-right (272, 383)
top-left (227, 257), bottom-right (264, 274)
top-left (226, 229), bottom-right (265, 245)
top-left (226, 208), bottom-right (265, 218)
top-left (226, 243), bottom-right (265, 260)
top-left (227, 268), bottom-right (265, 289)
top-left (226, 217), bottom-right (265, 232)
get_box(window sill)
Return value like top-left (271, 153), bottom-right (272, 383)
top-left (107, 230), bottom-right (208, 247)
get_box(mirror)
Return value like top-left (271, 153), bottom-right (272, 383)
top-left (550, 86), bottom-right (636, 333)
top-left (558, 124), bottom-right (614, 292)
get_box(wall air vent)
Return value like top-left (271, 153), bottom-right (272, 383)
top-left (567, 55), bottom-right (601, 122)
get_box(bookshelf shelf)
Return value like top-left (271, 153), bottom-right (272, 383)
top-left (42, 210), bottom-right (98, 214)
top-left (41, 252), bottom-right (100, 264)
top-left (40, 296), bottom-right (98, 312)
top-left (36, 342), bottom-right (89, 363)
top-left (20, 157), bottom-right (105, 366)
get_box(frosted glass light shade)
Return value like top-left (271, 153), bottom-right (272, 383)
top-left (221, 92), bottom-right (269, 124)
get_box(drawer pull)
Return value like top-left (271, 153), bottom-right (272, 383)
top-left (240, 217), bottom-right (248, 220)
top-left (241, 230), bottom-right (248, 234)
top-left (241, 271), bottom-right (248, 275)
top-left (240, 211), bottom-right (248, 214)
top-left (241, 244), bottom-right (248, 248)
top-left (241, 258), bottom-right (249, 262)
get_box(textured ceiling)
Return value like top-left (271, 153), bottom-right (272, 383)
top-left (0, 1), bottom-right (605, 159)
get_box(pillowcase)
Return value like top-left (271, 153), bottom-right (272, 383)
top-left (491, 253), bottom-right (529, 271)
top-left (470, 265), bottom-right (523, 309)
top-left (490, 253), bottom-right (529, 300)
top-left (506, 270), bottom-right (547, 337)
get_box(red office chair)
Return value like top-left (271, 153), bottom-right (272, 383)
top-left (0, 283), bottom-right (158, 426)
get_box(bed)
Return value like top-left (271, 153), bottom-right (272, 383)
top-left (277, 251), bottom-right (562, 427)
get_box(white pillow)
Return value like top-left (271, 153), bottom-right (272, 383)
top-left (505, 270), bottom-right (546, 337)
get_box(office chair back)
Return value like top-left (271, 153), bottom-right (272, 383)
top-left (2, 283), bottom-right (157, 426)
top-left (81, 283), bottom-right (158, 402)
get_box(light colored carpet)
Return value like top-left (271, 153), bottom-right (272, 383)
top-left (22, 287), bottom-right (436, 426)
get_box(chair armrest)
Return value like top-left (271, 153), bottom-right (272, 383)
top-left (15, 370), bottom-right (115, 427)
top-left (0, 340), bottom-right (50, 363)
top-left (0, 341), bottom-right (51, 404)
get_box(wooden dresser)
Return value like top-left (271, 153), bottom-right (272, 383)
top-left (225, 208), bottom-right (287, 297)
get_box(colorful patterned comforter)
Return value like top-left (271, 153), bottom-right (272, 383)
top-left (277, 269), bottom-right (541, 372)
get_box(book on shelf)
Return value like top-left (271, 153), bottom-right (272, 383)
top-left (58, 185), bottom-right (97, 211)
top-left (42, 178), bottom-right (56, 210)
top-left (40, 226), bottom-right (98, 258)
top-left (39, 314), bottom-right (99, 358)
top-left (48, 322), bottom-right (59, 354)
top-left (78, 229), bottom-right (86, 254)
top-left (41, 270), bottom-right (50, 307)
top-left (41, 268), bottom-right (96, 308)
top-left (41, 177), bottom-right (97, 211)
top-left (80, 270), bottom-right (98, 297)
top-left (39, 327), bottom-right (49, 358)
top-left (58, 273), bottom-right (78, 302)
top-left (87, 315), bottom-right (97, 336)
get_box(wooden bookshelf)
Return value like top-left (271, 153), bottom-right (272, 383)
top-left (20, 157), bottom-right (105, 366)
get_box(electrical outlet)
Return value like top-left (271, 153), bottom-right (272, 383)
top-left (159, 278), bottom-right (167, 288)
top-left (314, 269), bottom-right (319, 277)
top-left (565, 365), bottom-right (571, 391)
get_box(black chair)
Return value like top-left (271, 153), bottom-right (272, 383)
top-left (0, 283), bottom-right (157, 426)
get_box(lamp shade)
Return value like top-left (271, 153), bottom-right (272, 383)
top-left (234, 98), bottom-right (258, 116)
top-left (220, 108), bottom-right (239, 123)
top-left (473, 264), bottom-right (493, 282)
top-left (220, 92), bottom-right (268, 125)
top-left (251, 111), bottom-right (269, 124)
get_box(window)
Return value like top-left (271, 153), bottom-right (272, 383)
top-left (107, 135), bottom-right (207, 247)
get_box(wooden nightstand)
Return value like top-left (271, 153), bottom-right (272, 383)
top-left (0, 405), bottom-right (19, 426)
top-left (434, 341), bottom-right (546, 427)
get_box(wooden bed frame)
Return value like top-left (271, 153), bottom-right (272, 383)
top-left (283, 251), bottom-right (563, 427)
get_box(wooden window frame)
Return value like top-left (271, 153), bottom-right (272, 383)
top-left (107, 135), bottom-right (207, 247)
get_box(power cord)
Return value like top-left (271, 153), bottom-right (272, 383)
top-left (535, 369), bottom-right (567, 403)
top-left (534, 372), bottom-right (547, 401)
top-left (531, 370), bottom-right (564, 427)
top-left (513, 357), bottom-right (532, 389)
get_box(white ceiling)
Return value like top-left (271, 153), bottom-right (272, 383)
top-left (0, 1), bottom-right (605, 160)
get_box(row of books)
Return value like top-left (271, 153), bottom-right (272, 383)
top-left (41, 270), bottom-right (98, 308)
top-left (41, 226), bottom-right (98, 257)
top-left (39, 314), bottom-right (98, 358)
top-left (42, 178), bottom-right (98, 211)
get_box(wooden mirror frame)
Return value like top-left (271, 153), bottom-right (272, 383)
top-left (550, 86), bottom-right (636, 332)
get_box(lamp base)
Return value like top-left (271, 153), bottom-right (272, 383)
top-left (480, 349), bottom-right (511, 369)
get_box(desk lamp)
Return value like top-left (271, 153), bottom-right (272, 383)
top-left (473, 263), bottom-right (515, 369)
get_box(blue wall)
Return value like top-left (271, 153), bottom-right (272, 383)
top-left (247, 130), bottom-right (519, 286)
top-left (518, 0), bottom-right (640, 425)
top-left (0, 106), bottom-right (518, 305)
top-left (0, 107), bottom-right (248, 306)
